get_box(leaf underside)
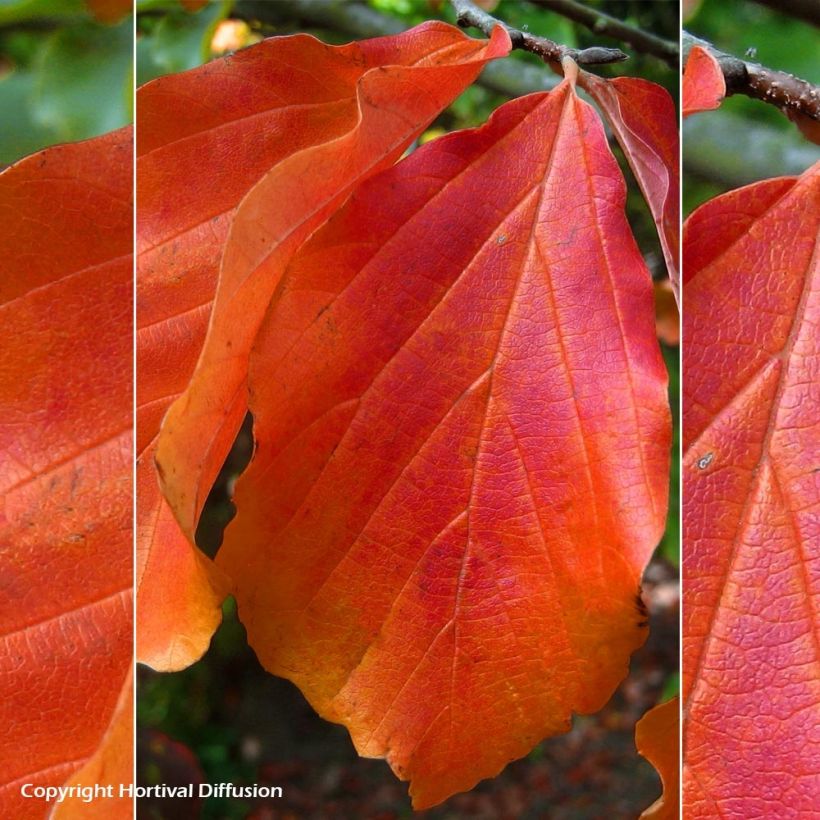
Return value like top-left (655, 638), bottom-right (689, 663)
top-left (580, 73), bottom-right (680, 298)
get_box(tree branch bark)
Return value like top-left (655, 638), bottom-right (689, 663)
top-left (683, 31), bottom-right (820, 121)
top-left (530, 0), bottom-right (678, 68)
top-left (449, 0), bottom-right (628, 67)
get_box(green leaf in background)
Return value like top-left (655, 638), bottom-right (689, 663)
top-left (661, 672), bottom-right (680, 701)
top-left (0, 16), bottom-right (132, 163)
top-left (659, 344), bottom-right (679, 567)
top-left (0, 69), bottom-right (55, 163)
top-left (0, 0), bottom-right (86, 26)
top-left (35, 19), bottom-right (132, 135)
top-left (137, 0), bottom-right (228, 86)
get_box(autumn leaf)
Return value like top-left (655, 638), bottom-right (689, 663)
top-left (636, 696), bottom-right (679, 820)
top-left (682, 45), bottom-right (725, 117)
top-left (654, 279), bottom-right (679, 347)
top-left (136, 451), bottom-right (228, 670)
top-left (86, 0), bottom-right (132, 24)
top-left (51, 670), bottom-right (134, 819)
top-left (137, 22), bottom-right (510, 668)
top-left (0, 129), bottom-right (133, 818)
top-left (683, 163), bottom-right (820, 815)
top-left (153, 22), bottom-right (510, 540)
top-left (219, 81), bottom-right (670, 809)
top-left (579, 72), bottom-right (680, 298)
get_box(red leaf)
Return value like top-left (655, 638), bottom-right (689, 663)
top-left (636, 697), bottom-right (679, 820)
top-left (683, 163), bottom-right (820, 814)
top-left (137, 23), bottom-right (510, 668)
top-left (579, 72), bottom-right (680, 299)
top-left (682, 45), bottom-right (725, 117)
top-left (0, 130), bottom-right (133, 817)
top-left (152, 23), bottom-right (510, 538)
top-left (220, 83), bottom-right (670, 808)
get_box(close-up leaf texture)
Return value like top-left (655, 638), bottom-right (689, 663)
top-left (0, 128), bottom-right (134, 818)
top-left (219, 81), bottom-right (670, 808)
top-left (682, 163), bottom-right (820, 815)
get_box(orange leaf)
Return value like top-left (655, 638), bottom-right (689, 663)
top-left (0, 130), bottom-right (133, 818)
top-left (51, 670), bottom-right (134, 819)
top-left (683, 163), bottom-right (820, 814)
top-left (152, 23), bottom-right (510, 541)
top-left (86, 0), bottom-right (132, 24)
top-left (636, 696), bottom-right (680, 820)
top-left (138, 23), bottom-right (509, 668)
top-left (654, 279), bottom-right (679, 346)
top-left (682, 45), bottom-right (725, 117)
top-left (137, 87), bottom-right (227, 666)
top-left (220, 84), bottom-right (670, 809)
top-left (579, 73), bottom-right (680, 299)
top-left (136, 452), bottom-right (229, 670)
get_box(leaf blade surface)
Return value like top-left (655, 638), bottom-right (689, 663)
top-left (220, 84), bottom-right (670, 808)
top-left (153, 23), bottom-right (510, 537)
top-left (682, 45), bottom-right (725, 117)
top-left (137, 23), bottom-right (510, 667)
top-left (0, 129), bottom-right (133, 818)
top-left (636, 696), bottom-right (680, 820)
top-left (682, 164), bottom-right (820, 815)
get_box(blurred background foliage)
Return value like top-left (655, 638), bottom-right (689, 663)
top-left (0, 0), bottom-right (132, 164)
top-left (136, 2), bottom-right (680, 818)
top-left (683, 0), bottom-right (820, 213)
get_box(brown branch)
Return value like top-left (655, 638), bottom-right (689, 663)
top-left (449, 0), bottom-right (628, 67)
top-left (748, 0), bottom-right (820, 28)
top-left (530, 0), bottom-right (678, 69)
top-left (683, 31), bottom-right (820, 121)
